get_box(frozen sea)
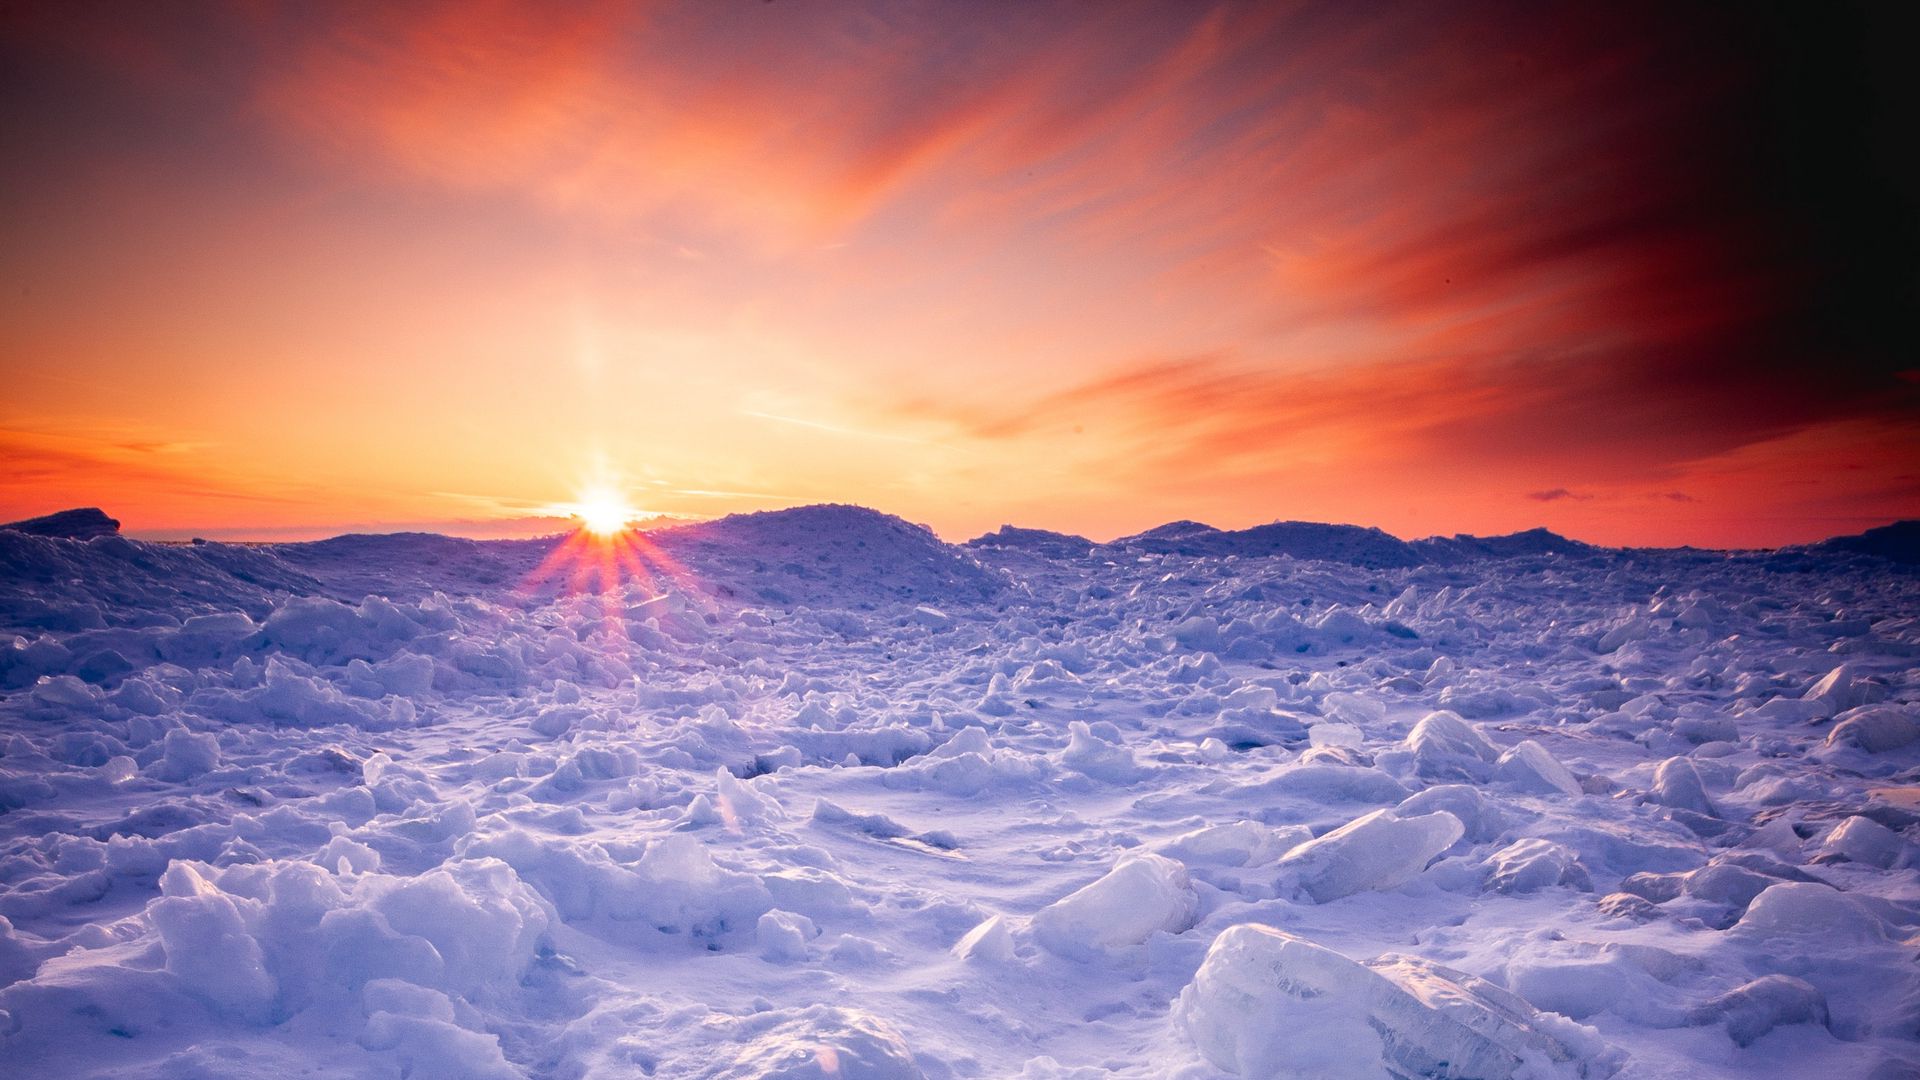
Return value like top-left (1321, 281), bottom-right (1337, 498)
top-left (1, 505), bottom-right (1917, 1079)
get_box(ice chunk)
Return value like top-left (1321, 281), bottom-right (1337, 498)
top-left (1244, 763), bottom-right (1409, 804)
top-left (951, 914), bottom-right (1015, 963)
top-left (1308, 721), bottom-right (1364, 748)
top-left (717, 1005), bottom-right (924, 1079)
top-left (1685, 975), bottom-right (1829, 1047)
top-left (1648, 757), bottom-right (1716, 817)
top-left (1159, 821), bottom-right (1309, 868)
top-left (1276, 809), bottom-right (1464, 903)
top-left (1802, 663), bottom-right (1882, 714)
top-left (712, 767), bottom-right (786, 827)
top-left (1405, 710), bottom-right (1499, 782)
top-left (1170, 616), bottom-right (1223, 651)
top-left (1494, 740), bottom-right (1582, 797)
top-left (1058, 720), bottom-right (1141, 782)
top-left (1825, 706), bottom-right (1920, 754)
top-left (1733, 882), bottom-right (1887, 943)
top-left (1396, 784), bottom-right (1507, 843)
top-left (1176, 924), bottom-right (1614, 1079)
top-left (152, 862), bottom-right (278, 1022)
top-left (1595, 892), bottom-right (1661, 921)
top-left (1031, 853), bottom-right (1196, 960)
top-left (1813, 816), bottom-right (1910, 869)
top-left (910, 604), bottom-right (954, 630)
top-left (1320, 691), bottom-right (1386, 728)
top-left (149, 726), bottom-right (222, 782)
top-left (757, 909), bottom-right (819, 962)
top-left (1597, 616), bottom-right (1652, 654)
top-left (1485, 839), bottom-right (1592, 894)
top-left (1680, 863), bottom-right (1776, 910)
top-left (360, 979), bottom-right (521, 1080)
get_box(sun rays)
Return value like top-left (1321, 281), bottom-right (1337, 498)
top-left (519, 485), bottom-right (707, 656)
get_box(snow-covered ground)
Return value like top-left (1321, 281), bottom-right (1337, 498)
top-left (2, 505), bottom-right (1917, 1079)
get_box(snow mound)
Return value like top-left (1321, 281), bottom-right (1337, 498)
top-left (1176, 924), bottom-right (1616, 1079)
top-left (278, 532), bottom-right (544, 602)
top-left (1814, 816), bottom-right (1911, 868)
top-left (0, 530), bottom-right (320, 633)
top-left (716, 1005), bottom-right (925, 1079)
top-left (657, 504), bottom-right (1005, 607)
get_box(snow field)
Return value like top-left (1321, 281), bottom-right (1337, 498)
top-left (1, 506), bottom-right (1917, 1077)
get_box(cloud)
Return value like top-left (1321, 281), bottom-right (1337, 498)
top-left (1527, 489), bottom-right (1588, 503)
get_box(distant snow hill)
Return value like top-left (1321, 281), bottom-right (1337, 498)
top-left (1, 504), bottom-right (1914, 634)
top-left (1790, 520), bottom-right (1920, 566)
top-left (1, 506), bottom-right (120, 540)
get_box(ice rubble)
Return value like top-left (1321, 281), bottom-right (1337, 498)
top-left (2, 506), bottom-right (1918, 1077)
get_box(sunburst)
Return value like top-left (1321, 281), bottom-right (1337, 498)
top-left (521, 485), bottom-right (706, 657)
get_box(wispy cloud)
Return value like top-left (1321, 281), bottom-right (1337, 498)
top-left (742, 410), bottom-right (941, 447)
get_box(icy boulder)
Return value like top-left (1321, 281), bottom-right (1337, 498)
top-left (1802, 664), bottom-right (1883, 715)
top-left (1685, 975), bottom-right (1830, 1047)
top-left (1058, 721), bottom-right (1142, 782)
top-left (1320, 691), bottom-right (1386, 729)
top-left (1813, 816), bottom-right (1911, 869)
top-left (1494, 740), bottom-right (1582, 797)
top-left (1396, 784), bottom-right (1507, 843)
top-left (1597, 616), bottom-right (1652, 654)
top-left (1484, 839), bottom-right (1592, 894)
top-left (951, 914), bottom-right (1015, 963)
top-left (1159, 821), bottom-right (1310, 868)
top-left (716, 1005), bottom-right (924, 1079)
top-left (1732, 882), bottom-right (1887, 943)
top-left (1276, 809), bottom-right (1463, 903)
top-left (758, 909), bottom-right (819, 962)
top-left (149, 726), bottom-right (222, 782)
top-left (1648, 757), bottom-right (1716, 817)
top-left (1176, 924), bottom-right (1615, 1079)
top-left (1405, 711), bottom-right (1499, 782)
top-left (150, 863), bottom-right (278, 1022)
top-left (1824, 706), bottom-right (1920, 754)
top-left (1031, 853), bottom-right (1196, 960)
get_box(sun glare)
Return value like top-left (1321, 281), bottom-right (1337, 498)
top-left (567, 486), bottom-right (638, 536)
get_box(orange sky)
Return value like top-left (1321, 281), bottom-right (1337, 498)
top-left (2, 2), bottom-right (1914, 547)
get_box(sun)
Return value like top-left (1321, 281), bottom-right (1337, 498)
top-left (569, 486), bottom-right (638, 536)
